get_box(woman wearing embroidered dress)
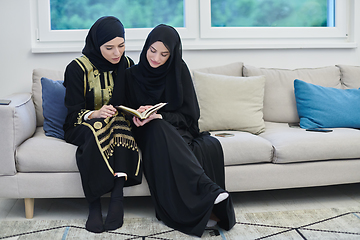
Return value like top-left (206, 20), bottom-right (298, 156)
top-left (63, 16), bottom-right (141, 233)
top-left (118, 24), bottom-right (236, 237)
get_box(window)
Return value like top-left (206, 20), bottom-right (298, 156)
top-left (50, 0), bottom-right (184, 30)
top-left (32, 0), bottom-right (354, 53)
top-left (210, 0), bottom-right (332, 27)
top-left (199, 0), bottom-right (348, 40)
top-left (34, 0), bottom-right (196, 52)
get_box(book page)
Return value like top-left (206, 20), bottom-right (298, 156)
top-left (142, 102), bottom-right (167, 118)
top-left (116, 103), bottom-right (167, 120)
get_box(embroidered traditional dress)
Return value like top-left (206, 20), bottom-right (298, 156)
top-left (64, 52), bottom-right (141, 204)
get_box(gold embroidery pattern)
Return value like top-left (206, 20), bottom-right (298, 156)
top-left (103, 134), bottom-right (138, 158)
top-left (94, 114), bottom-right (131, 137)
top-left (75, 109), bottom-right (90, 126)
top-left (94, 121), bottom-right (103, 130)
top-left (98, 125), bottom-right (133, 145)
top-left (75, 56), bottom-right (114, 110)
top-left (82, 115), bottom-right (140, 176)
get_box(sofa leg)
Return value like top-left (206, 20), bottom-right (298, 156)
top-left (24, 198), bottom-right (34, 219)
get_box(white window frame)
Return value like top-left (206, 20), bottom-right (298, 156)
top-left (31, 0), bottom-right (355, 53)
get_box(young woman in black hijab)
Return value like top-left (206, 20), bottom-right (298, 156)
top-left (63, 16), bottom-right (141, 233)
top-left (120, 24), bottom-right (235, 237)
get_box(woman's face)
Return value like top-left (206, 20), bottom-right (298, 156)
top-left (100, 37), bottom-right (125, 64)
top-left (146, 41), bottom-right (170, 68)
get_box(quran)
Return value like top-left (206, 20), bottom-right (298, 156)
top-left (116, 102), bottom-right (167, 120)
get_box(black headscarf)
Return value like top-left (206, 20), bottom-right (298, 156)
top-left (82, 16), bottom-right (126, 72)
top-left (127, 24), bottom-right (200, 136)
top-left (133, 24), bottom-right (184, 110)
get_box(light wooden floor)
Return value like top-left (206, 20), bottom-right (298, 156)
top-left (1, 183), bottom-right (360, 221)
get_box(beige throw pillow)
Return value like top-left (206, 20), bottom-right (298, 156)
top-left (32, 69), bottom-right (64, 127)
top-left (193, 71), bottom-right (266, 134)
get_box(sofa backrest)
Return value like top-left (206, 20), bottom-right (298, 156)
top-left (336, 65), bottom-right (360, 89)
top-left (32, 63), bottom-right (360, 128)
top-left (191, 62), bottom-right (243, 77)
top-left (32, 68), bottom-right (64, 127)
top-left (192, 63), bottom-right (360, 124)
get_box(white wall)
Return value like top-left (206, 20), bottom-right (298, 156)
top-left (0, 0), bottom-right (359, 98)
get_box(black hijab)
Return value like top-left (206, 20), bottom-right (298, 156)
top-left (82, 16), bottom-right (126, 72)
top-left (133, 24), bottom-right (184, 111)
top-left (127, 24), bottom-right (200, 136)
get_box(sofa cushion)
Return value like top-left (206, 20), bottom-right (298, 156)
top-left (243, 65), bottom-right (341, 123)
top-left (191, 62), bottom-right (243, 77)
top-left (259, 122), bottom-right (360, 164)
top-left (16, 127), bottom-right (78, 172)
top-left (193, 71), bottom-right (266, 134)
top-left (41, 78), bottom-right (68, 139)
top-left (336, 64), bottom-right (360, 89)
top-left (294, 79), bottom-right (360, 129)
top-left (210, 131), bottom-right (274, 166)
top-left (32, 68), bottom-right (64, 127)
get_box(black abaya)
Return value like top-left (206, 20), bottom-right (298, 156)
top-left (63, 16), bottom-right (142, 233)
top-left (132, 120), bottom-right (225, 237)
top-left (122, 64), bottom-right (234, 237)
top-left (115, 24), bottom-right (235, 237)
top-left (64, 58), bottom-right (141, 203)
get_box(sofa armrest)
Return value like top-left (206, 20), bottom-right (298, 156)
top-left (0, 93), bottom-right (36, 176)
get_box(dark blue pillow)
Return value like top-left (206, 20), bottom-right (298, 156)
top-left (41, 77), bottom-right (67, 139)
top-left (294, 79), bottom-right (360, 129)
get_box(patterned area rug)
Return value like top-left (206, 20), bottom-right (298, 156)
top-left (0, 208), bottom-right (359, 239)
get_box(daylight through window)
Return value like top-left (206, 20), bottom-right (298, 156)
top-left (33, 0), bottom-right (352, 52)
top-left (50, 0), bottom-right (184, 30)
top-left (210, 0), bottom-right (333, 28)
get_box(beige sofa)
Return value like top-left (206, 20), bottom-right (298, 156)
top-left (1, 62), bottom-right (360, 219)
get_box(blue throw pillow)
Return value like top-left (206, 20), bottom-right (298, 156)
top-left (294, 79), bottom-right (360, 129)
top-left (41, 77), bottom-right (67, 139)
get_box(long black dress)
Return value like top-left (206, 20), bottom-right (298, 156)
top-left (119, 24), bottom-right (235, 237)
top-left (63, 56), bottom-right (142, 203)
top-left (63, 17), bottom-right (142, 204)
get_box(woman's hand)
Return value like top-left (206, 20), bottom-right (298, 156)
top-left (89, 105), bottom-right (117, 119)
top-left (132, 105), bottom-right (162, 127)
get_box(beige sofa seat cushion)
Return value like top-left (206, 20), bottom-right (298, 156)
top-left (260, 122), bottom-right (360, 164)
top-left (32, 68), bottom-right (64, 127)
top-left (243, 65), bottom-right (341, 123)
top-left (211, 131), bottom-right (274, 166)
top-left (16, 127), bottom-right (78, 172)
top-left (336, 64), bottom-right (360, 88)
top-left (193, 71), bottom-right (266, 134)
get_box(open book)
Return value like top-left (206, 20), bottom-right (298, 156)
top-left (116, 102), bottom-right (167, 120)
